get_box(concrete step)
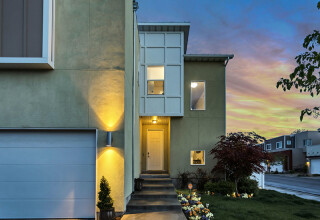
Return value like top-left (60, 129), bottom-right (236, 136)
top-left (141, 170), bottom-right (168, 174)
top-left (133, 190), bottom-right (177, 199)
top-left (143, 178), bottom-right (172, 184)
top-left (142, 183), bottom-right (175, 190)
top-left (140, 174), bottom-right (170, 179)
top-left (126, 198), bottom-right (181, 213)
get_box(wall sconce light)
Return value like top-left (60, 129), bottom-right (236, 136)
top-left (191, 82), bottom-right (198, 88)
top-left (106, 132), bottom-right (112, 146)
top-left (152, 119), bottom-right (157, 124)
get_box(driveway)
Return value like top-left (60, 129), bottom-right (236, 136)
top-left (265, 174), bottom-right (320, 200)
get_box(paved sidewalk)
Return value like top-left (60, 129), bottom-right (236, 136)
top-left (121, 210), bottom-right (186, 220)
top-left (265, 186), bottom-right (320, 202)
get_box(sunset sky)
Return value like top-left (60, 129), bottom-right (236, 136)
top-left (138, 0), bottom-right (320, 139)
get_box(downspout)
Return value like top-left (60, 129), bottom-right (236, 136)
top-left (132, 0), bottom-right (139, 192)
top-left (224, 57), bottom-right (230, 135)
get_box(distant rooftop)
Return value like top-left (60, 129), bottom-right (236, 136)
top-left (184, 54), bottom-right (234, 62)
top-left (138, 22), bottom-right (190, 53)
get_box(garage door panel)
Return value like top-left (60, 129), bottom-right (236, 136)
top-left (311, 159), bottom-right (320, 174)
top-left (0, 130), bottom-right (96, 219)
top-left (0, 182), bottom-right (95, 199)
top-left (0, 131), bottom-right (96, 148)
top-left (0, 147), bottom-right (95, 165)
top-left (0, 164), bottom-right (95, 182)
top-left (0, 199), bottom-right (95, 219)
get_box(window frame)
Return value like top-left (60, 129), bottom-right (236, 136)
top-left (190, 80), bottom-right (206, 111)
top-left (0, 0), bottom-right (55, 69)
top-left (190, 150), bottom-right (206, 166)
top-left (146, 65), bottom-right (165, 95)
top-left (266, 144), bottom-right (271, 150)
top-left (276, 142), bottom-right (282, 149)
top-left (286, 140), bottom-right (291, 145)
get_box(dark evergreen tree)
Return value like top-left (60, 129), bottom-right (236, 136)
top-left (97, 176), bottom-right (114, 210)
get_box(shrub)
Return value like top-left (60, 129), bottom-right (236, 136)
top-left (97, 176), bottom-right (113, 210)
top-left (193, 168), bottom-right (210, 190)
top-left (177, 170), bottom-right (192, 189)
top-left (238, 177), bottom-right (259, 195)
top-left (204, 181), bottom-right (236, 195)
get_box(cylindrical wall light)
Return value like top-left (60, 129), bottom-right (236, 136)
top-left (106, 132), bottom-right (112, 147)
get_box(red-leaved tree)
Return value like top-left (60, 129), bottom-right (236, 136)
top-left (210, 132), bottom-right (272, 193)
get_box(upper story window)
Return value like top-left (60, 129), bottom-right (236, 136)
top-left (286, 140), bottom-right (291, 145)
top-left (304, 139), bottom-right (312, 146)
top-left (0, 0), bottom-right (54, 69)
top-left (276, 142), bottom-right (282, 149)
top-left (266, 144), bottom-right (271, 150)
top-left (191, 81), bottom-right (205, 110)
top-left (147, 66), bottom-right (164, 95)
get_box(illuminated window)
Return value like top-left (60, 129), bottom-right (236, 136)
top-left (147, 66), bottom-right (164, 95)
top-left (190, 150), bottom-right (205, 165)
top-left (191, 81), bottom-right (205, 110)
top-left (286, 140), bottom-right (291, 145)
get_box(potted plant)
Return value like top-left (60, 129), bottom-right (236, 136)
top-left (97, 176), bottom-right (115, 220)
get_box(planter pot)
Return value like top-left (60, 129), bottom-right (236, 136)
top-left (134, 178), bottom-right (144, 191)
top-left (100, 208), bottom-right (115, 220)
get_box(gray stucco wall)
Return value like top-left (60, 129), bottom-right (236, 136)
top-left (170, 61), bottom-right (226, 178)
top-left (0, 0), bottom-right (129, 212)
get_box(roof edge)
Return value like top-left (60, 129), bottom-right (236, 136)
top-left (184, 54), bottom-right (234, 62)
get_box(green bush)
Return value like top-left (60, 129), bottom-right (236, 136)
top-left (97, 176), bottom-right (114, 210)
top-left (238, 178), bottom-right (259, 195)
top-left (204, 181), bottom-right (236, 195)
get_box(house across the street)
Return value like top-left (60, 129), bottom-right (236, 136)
top-left (0, 0), bottom-right (233, 218)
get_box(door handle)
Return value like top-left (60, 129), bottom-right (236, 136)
top-left (148, 152), bottom-right (150, 158)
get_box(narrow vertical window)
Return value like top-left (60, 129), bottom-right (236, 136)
top-left (147, 66), bottom-right (164, 95)
top-left (191, 81), bottom-right (205, 110)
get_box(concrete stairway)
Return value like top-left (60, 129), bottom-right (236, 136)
top-left (126, 171), bottom-right (181, 213)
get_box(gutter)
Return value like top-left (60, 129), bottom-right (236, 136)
top-left (132, 0), bottom-right (139, 192)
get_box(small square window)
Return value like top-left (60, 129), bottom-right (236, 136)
top-left (266, 144), bottom-right (271, 150)
top-left (147, 66), bottom-right (164, 95)
top-left (190, 150), bottom-right (205, 165)
top-left (286, 140), bottom-right (291, 145)
top-left (191, 81), bottom-right (205, 110)
top-left (276, 142), bottom-right (282, 149)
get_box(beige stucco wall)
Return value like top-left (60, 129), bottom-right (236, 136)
top-left (170, 61), bottom-right (226, 177)
top-left (0, 0), bottom-right (132, 213)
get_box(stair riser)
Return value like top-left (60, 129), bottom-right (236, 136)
top-left (133, 194), bottom-right (177, 199)
top-left (143, 180), bottom-right (172, 184)
top-left (140, 175), bottom-right (170, 178)
top-left (141, 171), bottom-right (169, 174)
top-left (126, 205), bottom-right (181, 212)
top-left (143, 186), bottom-right (175, 190)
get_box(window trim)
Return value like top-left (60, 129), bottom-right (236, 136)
top-left (190, 150), bottom-right (206, 166)
top-left (190, 80), bottom-right (206, 111)
top-left (276, 142), bottom-right (282, 149)
top-left (147, 65), bottom-right (165, 95)
top-left (0, 0), bottom-right (55, 69)
top-left (266, 144), bottom-right (271, 150)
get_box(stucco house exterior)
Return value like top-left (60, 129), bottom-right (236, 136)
top-left (0, 0), bottom-right (233, 218)
top-left (262, 131), bottom-right (320, 173)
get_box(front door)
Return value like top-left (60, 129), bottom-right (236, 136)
top-left (147, 130), bottom-right (164, 170)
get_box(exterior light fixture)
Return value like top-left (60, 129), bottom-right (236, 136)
top-left (191, 82), bottom-right (198, 88)
top-left (152, 116), bottom-right (157, 124)
top-left (152, 119), bottom-right (157, 124)
top-left (106, 132), bottom-right (112, 147)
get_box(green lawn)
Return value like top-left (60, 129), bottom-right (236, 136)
top-left (178, 189), bottom-right (320, 220)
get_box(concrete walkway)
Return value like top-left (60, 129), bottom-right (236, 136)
top-left (122, 210), bottom-right (186, 220)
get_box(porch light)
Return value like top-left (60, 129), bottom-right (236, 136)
top-left (191, 82), bottom-right (198, 88)
top-left (152, 119), bottom-right (157, 124)
top-left (106, 132), bottom-right (112, 146)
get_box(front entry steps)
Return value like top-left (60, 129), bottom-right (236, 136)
top-left (126, 171), bottom-right (181, 214)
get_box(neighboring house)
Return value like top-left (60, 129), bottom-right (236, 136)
top-left (306, 144), bottom-right (320, 174)
top-left (0, 0), bottom-right (233, 219)
top-left (263, 131), bottom-right (320, 172)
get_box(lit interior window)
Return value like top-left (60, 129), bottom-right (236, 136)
top-left (191, 81), bottom-right (205, 110)
top-left (147, 66), bottom-right (164, 95)
top-left (191, 150), bottom-right (205, 165)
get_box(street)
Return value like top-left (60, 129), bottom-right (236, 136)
top-left (265, 174), bottom-right (320, 200)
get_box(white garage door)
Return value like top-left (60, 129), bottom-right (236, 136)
top-left (311, 158), bottom-right (320, 175)
top-left (0, 130), bottom-right (96, 219)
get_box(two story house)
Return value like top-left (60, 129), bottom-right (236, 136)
top-left (0, 0), bottom-right (233, 218)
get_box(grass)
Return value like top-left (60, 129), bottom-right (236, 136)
top-left (177, 189), bottom-right (320, 220)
